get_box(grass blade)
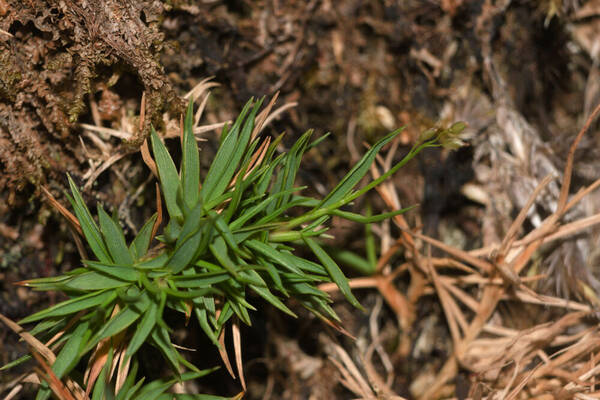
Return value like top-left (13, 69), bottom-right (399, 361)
top-left (318, 130), bottom-right (400, 208)
top-left (125, 299), bottom-right (158, 360)
top-left (98, 206), bottom-right (134, 265)
top-left (303, 237), bottom-right (363, 310)
top-left (66, 175), bottom-right (111, 263)
top-left (19, 290), bottom-right (116, 324)
top-left (130, 214), bottom-right (157, 260)
top-left (181, 99), bottom-right (200, 209)
top-left (150, 127), bottom-right (183, 220)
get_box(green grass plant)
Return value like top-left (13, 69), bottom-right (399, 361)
top-left (4, 98), bottom-right (465, 398)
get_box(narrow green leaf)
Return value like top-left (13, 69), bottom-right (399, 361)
top-left (330, 205), bottom-right (416, 223)
top-left (249, 283), bottom-right (296, 317)
top-left (195, 307), bottom-right (220, 348)
top-left (163, 285), bottom-right (211, 299)
top-left (136, 252), bottom-right (169, 269)
top-left (260, 259), bottom-right (286, 295)
top-left (288, 282), bottom-right (330, 299)
top-left (328, 248), bottom-right (375, 275)
top-left (98, 206), bottom-right (134, 265)
top-left (216, 302), bottom-right (234, 327)
top-left (279, 251), bottom-right (327, 275)
top-left (66, 175), bottom-right (111, 263)
top-left (19, 290), bottom-right (116, 324)
top-left (271, 130), bottom-right (313, 211)
top-left (125, 299), bottom-right (158, 360)
top-left (83, 305), bottom-right (143, 354)
top-left (229, 187), bottom-right (306, 231)
top-left (245, 240), bottom-right (307, 277)
top-left (303, 237), bottom-right (363, 310)
top-left (167, 228), bottom-right (203, 274)
top-left (52, 321), bottom-right (90, 378)
top-left (150, 325), bottom-right (180, 374)
top-left (62, 271), bottom-right (130, 291)
top-left (209, 237), bottom-right (239, 277)
top-left (130, 214), bottom-right (157, 260)
top-left (172, 271), bottom-right (231, 288)
top-left (1, 354), bottom-right (31, 371)
top-left (150, 126), bottom-right (183, 220)
top-left (29, 317), bottom-right (66, 337)
top-left (201, 99), bottom-right (263, 204)
top-left (318, 130), bottom-right (400, 208)
top-left (253, 153), bottom-right (284, 197)
top-left (83, 260), bottom-right (140, 282)
top-left (182, 98), bottom-right (200, 209)
top-left (123, 377), bottom-right (146, 400)
top-left (208, 210), bottom-right (248, 257)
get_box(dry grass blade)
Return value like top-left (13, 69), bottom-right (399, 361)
top-left (30, 352), bottom-right (78, 400)
top-left (0, 28), bottom-right (14, 37)
top-left (217, 323), bottom-right (236, 379)
top-left (41, 186), bottom-right (82, 235)
top-left (0, 312), bottom-right (56, 364)
top-left (84, 152), bottom-right (128, 190)
top-left (3, 384), bottom-right (22, 400)
top-left (399, 227), bottom-right (493, 274)
top-left (232, 319), bottom-right (246, 392)
top-left (556, 102), bottom-right (600, 214)
top-left (183, 77), bottom-right (219, 101)
top-left (45, 311), bottom-right (87, 347)
top-left (260, 102), bottom-right (298, 134)
top-left (84, 337), bottom-right (111, 395)
top-left (229, 137), bottom-right (271, 188)
top-left (84, 305), bottom-right (123, 395)
top-left (194, 91), bottom-right (211, 127)
top-left (251, 91), bottom-right (279, 141)
top-left (115, 343), bottom-right (131, 394)
top-left (79, 124), bottom-right (131, 140)
top-left (141, 139), bottom-right (158, 178)
top-left (497, 174), bottom-right (554, 257)
top-left (375, 276), bottom-right (412, 331)
top-left (192, 122), bottom-right (229, 135)
top-left (426, 250), bottom-right (463, 346)
top-left (151, 182), bottom-right (162, 240)
top-left (326, 339), bottom-right (375, 399)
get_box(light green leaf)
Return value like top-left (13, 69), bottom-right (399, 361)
top-left (66, 175), bottom-right (111, 263)
top-left (150, 325), bottom-right (180, 374)
top-left (303, 237), bottom-right (363, 310)
top-left (125, 299), bottom-right (158, 360)
top-left (318, 129), bottom-right (401, 208)
top-left (245, 240), bottom-right (307, 277)
top-left (83, 304), bottom-right (144, 353)
top-left (62, 271), bottom-right (130, 291)
top-left (209, 237), bottom-right (239, 277)
top-left (130, 214), bottom-right (157, 260)
top-left (83, 260), bottom-right (140, 282)
top-left (201, 99), bottom-right (262, 204)
top-left (19, 290), bottom-right (116, 324)
top-left (181, 98), bottom-right (200, 209)
top-left (150, 126), bottom-right (183, 220)
top-left (52, 321), bottom-right (90, 378)
top-left (98, 206), bottom-right (134, 265)
top-left (330, 205), bottom-right (416, 223)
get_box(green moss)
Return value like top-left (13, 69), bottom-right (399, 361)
top-left (0, 52), bottom-right (22, 102)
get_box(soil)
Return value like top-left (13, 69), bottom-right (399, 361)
top-left (2, 1), bottom-right (600, 399)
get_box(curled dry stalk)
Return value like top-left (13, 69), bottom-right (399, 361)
top-left (0, 95), bottom-right (460, 398)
